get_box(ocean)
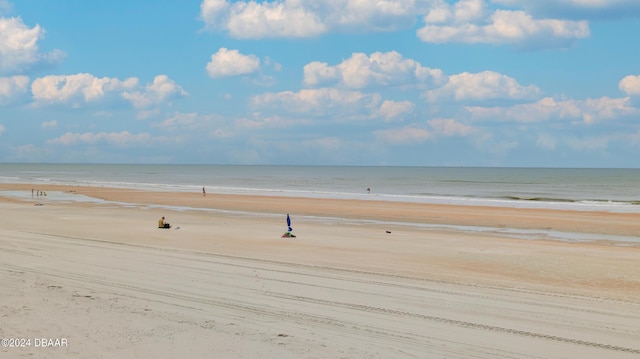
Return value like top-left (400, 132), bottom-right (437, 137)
top-left (1, 163), bottom-right (640, 213)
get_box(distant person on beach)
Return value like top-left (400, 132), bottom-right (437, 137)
top-left (367, 187), bottom-right (371, 193)
top-left (202, 187), bottom-right (206, 197)
top-left (158, 216), bottom-right (171, 229)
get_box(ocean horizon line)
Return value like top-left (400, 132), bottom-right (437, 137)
top-left (2, 162), bottom-right (640, 170)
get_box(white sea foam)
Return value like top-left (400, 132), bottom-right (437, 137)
top-left (2, 164), bottom-right (640, 214)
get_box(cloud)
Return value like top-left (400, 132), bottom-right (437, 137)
top-left (251, 88), bottom-right (381, 119)
top-left (156, 112), bottom-right (200, 130)
top-left (0, 17), bottom-right (65, 74)
top-left (423, 0), bottom-right (487, 24)
top-left (467, 96), bottom-right (636, 124)
top-left (619, 75), bottom-right (640, 96)
top-left (428, 118), bottom-right (477, 137)
top-left (41, 120), bottom-right (57, 129)
top-left (580, 97), bottom-right (637, 124)
top-left (376, 100), bottom-right (415, 122)
top-left (303, 51), bottom-right (445, 89)
top-left (200, 0), bottom-right (419, 39)
top-left (468, 97), bottom-right (578, 122)
top-left (0, 123), bottom-right (4, 135)
top-left (155, 112), bottom-right (229, 135)
top-left (492, 0), bottom-right (640, 20)
top-left (31, 73), bottom-right (138, 106)
top-left (236, 115), bottom-right (309, 130)
top-left (154, 112), bottom-right (304, 141)
top-left (31, 73), bottom-right (187, 110)
top-left (0, 75), bottom-right (28, 104)
top-left (425, 71), bottom-right (541, 102)
top-left (121, 75), bottom-right (188, 109)
top-left (205, 47), bottom-right (260, 78)
top-left (200, 0), bottom-right (594, 49)
top-left (253, 89), bottom-right (418, 124)
top-left (374, 125), bottom-right (433, 145)
top-left (47, 131), bottom-right (152, 147)
top-left (201, 0), bottom-right (325, 38)
top-left (417, 1), bottom-right (590, 49)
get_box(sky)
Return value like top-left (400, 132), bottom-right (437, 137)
top-left (1, 0), bottom-right (640, 167)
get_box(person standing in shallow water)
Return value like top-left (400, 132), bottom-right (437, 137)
top-left (202, 187), bottom-right (206, 197)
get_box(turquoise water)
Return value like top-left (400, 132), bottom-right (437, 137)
top-left (1, 164), bottom-right (640, 212)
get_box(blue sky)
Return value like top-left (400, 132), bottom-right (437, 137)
top-left (1, 0), bottom-right (640, 166)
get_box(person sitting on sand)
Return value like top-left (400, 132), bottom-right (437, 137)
top-left (158, 216), bottom-right (171, 229)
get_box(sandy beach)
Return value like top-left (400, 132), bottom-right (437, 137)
top-left (1, 183), bottom-right (639, 358)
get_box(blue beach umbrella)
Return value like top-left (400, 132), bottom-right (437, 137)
top-left (287, 214), bottom-right (292, 232)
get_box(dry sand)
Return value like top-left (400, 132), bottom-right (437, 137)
top-left (1, 184), bottom-right (639, 358)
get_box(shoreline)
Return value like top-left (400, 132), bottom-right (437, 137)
top-left (3, 183), bottom-right (640, 239)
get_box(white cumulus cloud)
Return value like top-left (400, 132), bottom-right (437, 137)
top-left (121, 75), bottom-right (188, 109)
top-left (304, 51), bottom-right (445, 89)
top-left (424, 0), bottom-right (486, 24)
top-left (205, 48), bottom-right (260, 78)
top-left (32, 73), bottom-right (138, 106)
top-left (619, 75), bottom-right (640, 96)
top-left (580, 97), bottom-right (636, 124)
top-left (201, 0), bottom-right (325, 38)
top-left (0, 17), bottom-right (65, 74)
top-left (467, 96), bottom-right (636, 124)
top-left (251, 88), bottom-right (381, 119)
top-left (425, 71), bottom-right (541, 102)
top-left (31, 73), bottom-right (187, 110)
top-left (200, 0), bottom-right (419, 39)
top-left (376, 100), bottom-right (415, 122)
top-left (418, 1), bottom-right (590, 49)
top-left (201, 0), bottom-right (595, 48)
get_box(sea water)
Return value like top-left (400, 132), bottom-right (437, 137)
top-left (1, 164), bottom-right (640, 213)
